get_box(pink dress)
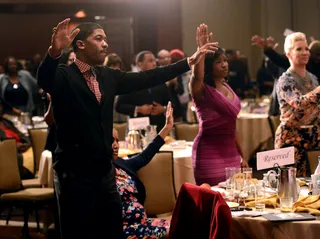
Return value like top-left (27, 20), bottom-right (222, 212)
top-left (192, 84), bottom-right (241, 186)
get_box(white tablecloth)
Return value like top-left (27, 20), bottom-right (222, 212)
top-left (237, 113), bottom-right (272, 158)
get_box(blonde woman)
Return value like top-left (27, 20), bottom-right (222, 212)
top-left (275, 32), bottom-right (320, 177)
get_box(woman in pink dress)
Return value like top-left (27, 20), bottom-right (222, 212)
top-left (190, 24), bottom-right (248, 186)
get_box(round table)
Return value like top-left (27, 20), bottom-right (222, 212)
top-left (237, 113), bottom-right (272, 159)
top-left (231, 208), bottom-right (320, 239)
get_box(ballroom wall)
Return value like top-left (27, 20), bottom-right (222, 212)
top-left (0, 0), bottom-right (181, 69)
top-left (181, 0), bottom-right (320, 77)
top-left (0, 0), bottom-right (319, 75)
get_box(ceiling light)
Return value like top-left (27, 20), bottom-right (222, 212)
top-left (75, 10), bottom-right (86, 18)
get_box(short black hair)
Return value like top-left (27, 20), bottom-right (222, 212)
top-left (136, 51), bottom-right (153, 65)
top-left (204, 47), bottom-right (225, 88)
top-left (71, 22), bottom-right (103, 52)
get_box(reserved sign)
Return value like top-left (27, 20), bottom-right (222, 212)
top-left (256, 147), bottom-right (295, 170)
top-left (128, 117), bottom-right (150, 130)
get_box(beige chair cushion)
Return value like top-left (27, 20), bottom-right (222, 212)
top-left (22, 178), bottom-right (41, 189)
top-left (0, 139), bottom-right (21, 192)
top-left (1, 188), bottom-right (54, 201)
top-left (175, 123), bottom-right (199, 141)
top-left (28, 128), bottom-right (47, 173)
top-left (113, 123), bottom-right (127, 141)
top-left (137, 151), bottom-right (176, 216)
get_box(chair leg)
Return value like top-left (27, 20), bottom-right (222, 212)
top-left (6, 207), bottom-right (12, 225)
top-left (21, 206), bottom-right (31, 238)
top-left (35, 208), bottom-right (40, 232)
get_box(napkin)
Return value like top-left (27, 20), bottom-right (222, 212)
top-left (297, 179), bottom-right (307, 187)
top-left (293, 195), bottom-right (320, 215)
top-left (244, 195), bottom-right (280, 208)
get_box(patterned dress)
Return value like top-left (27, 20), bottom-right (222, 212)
top-left (115, 168), bottom-right (170, 238)
top-left (275, 68), bottom-right (320, 176)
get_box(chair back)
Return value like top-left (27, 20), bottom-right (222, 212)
top-left (113, 123), bottom-right (127, 141)
top-left (137, 151), bottom-right (176, 216)
top-left (0, 139), bottom-right (22, 193)
top-left (28, 128), bottom-right (48, 174)
top-left (267, 115), bottom-right (280, 140)
top-left (169, 183), bottom-right (232, 239)
top-left (175, 123), bottom-right (199, 141)
top-left (307, 150), bottom-right (320, 173)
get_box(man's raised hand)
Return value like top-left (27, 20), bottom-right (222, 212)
top-left (50, 18), bottom-right (80, 58)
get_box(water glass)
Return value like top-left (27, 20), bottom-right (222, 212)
top-left (255, 183), bottom-right (265, 211)
top-left (225, 167), bottom-right (235, 189)
top-left (280, 197), bottom-right (293, 212)
top-left (242, 167), bottom-right (253, 185)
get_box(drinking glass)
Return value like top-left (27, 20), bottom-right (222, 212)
top-left (255, 182), bottom-right (265, 211)
top-left (280, 197), bottom-right (293, 212)
top-left (234, 168), bottom-right (245, 200)
top-left (225, 167), bottom-right (236, 199)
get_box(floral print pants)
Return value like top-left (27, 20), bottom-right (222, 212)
top-left (275, 125), bottom-right (320, 177)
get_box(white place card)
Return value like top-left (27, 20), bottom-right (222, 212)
top-left (128, 117), bottom-right (150, 130)
top-left (256, 147), bottom-right (295, 170)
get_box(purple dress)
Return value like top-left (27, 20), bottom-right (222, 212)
top-left (192, 84), bottom-right (241, 186)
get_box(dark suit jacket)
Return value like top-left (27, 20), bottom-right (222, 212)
top-left (115, 84), bottom-right (170, 132)
top-left (264, 47), bottom-right (320, 82)
top-left (37, 54), bottom-right (189, 175)
top-left (113, 135), bottom-right (164, 205)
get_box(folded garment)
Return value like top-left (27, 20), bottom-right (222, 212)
top-left (293, 195), bottom-right (320, 215)
top-left (244, 194), bottom-right (279, 208)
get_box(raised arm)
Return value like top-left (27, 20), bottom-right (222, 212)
top-left (251, 35), bottom-right (290, 70)
top-left (189, 24), bottom-right (215, 100)
top-left (277, 74), bottom-right (320, 110)
top-left (114, 40), bottom-right (217, 96)
top-left (37, 18), bottom-right (79, 94)
top-left (125, 101), bottom-right (174, 171)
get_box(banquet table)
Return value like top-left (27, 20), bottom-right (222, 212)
top-left (237, 113), bottom-right (272, 159)
top-left (231, 208), bottom-right (320, 239)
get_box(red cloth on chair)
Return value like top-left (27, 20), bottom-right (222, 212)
top-left (169, 183), bottom-right (232, 239)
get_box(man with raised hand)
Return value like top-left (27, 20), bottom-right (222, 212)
top-left (37, 18), bottom-right (217, 239)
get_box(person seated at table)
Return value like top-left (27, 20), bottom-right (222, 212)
top-left (0, 99), bottom-right (31, 178)
top-left (112, 101), bottom-right (173, 238)
top-left (275, 32), bottom-right (320, 177)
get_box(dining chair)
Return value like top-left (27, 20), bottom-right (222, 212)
top-left (28, 128), bottom-right (48, 176)
top-left (174, 123), bottom-right (199, 141)
top-left (169, 183), bottom-right (232, 239)
top-left (137, 151), bottom-right (176, 218)
top-left (307, 150), bottom-right (320, 173)
top-left (113, 122), bottom-right (127, 141)
top-left (0, 139), bottom-right (54, 237)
